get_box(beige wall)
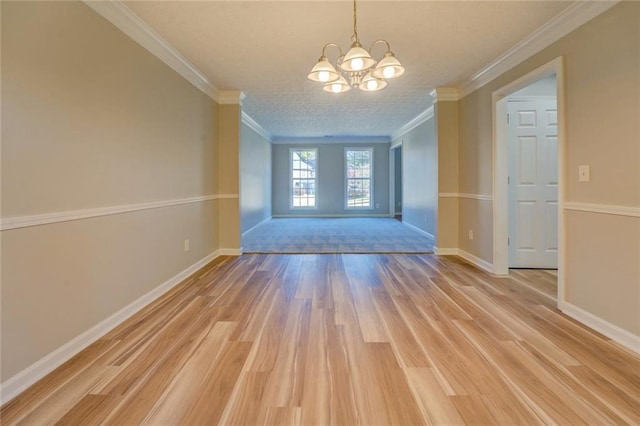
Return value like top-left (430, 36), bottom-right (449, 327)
top-left (1, 2), bottom-right (225, 381)
top-left (435, 101), bottom-right (459, 249)
top-left (217, 104), bottom-right (241, 249)
top-left (457, 2), bottom-right (639, 334)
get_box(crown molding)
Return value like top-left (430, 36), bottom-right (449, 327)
top-left (391, 106), bottom-right (434, 141)
top-left (271, 136), bottom-right (390, 145)
top-left (241, 111), bottom-right (272, 142)
top-left (429, 87), bottom-right (459, 102)
top-left (218, 91), bottom-right (246, 105)
top-left (84, 1), bottom-right (221, 102)
top-left (457, 0), bottom-right (620, 99)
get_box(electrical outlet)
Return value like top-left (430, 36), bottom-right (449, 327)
top-left (184, 239), bottom-right (190, 252)
top-left (468, 230), bottom-right (474, 240)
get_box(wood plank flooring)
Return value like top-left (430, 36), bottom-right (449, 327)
top-left (2, 254), bottom-right (639, 425)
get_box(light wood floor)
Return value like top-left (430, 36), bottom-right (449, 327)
top-left (2, 254), bottom-right (639, 425)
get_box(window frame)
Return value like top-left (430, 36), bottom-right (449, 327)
top-left (344, 147), bottom-right (374, 210)
top-left (289, 147), bottom-right (318, 210)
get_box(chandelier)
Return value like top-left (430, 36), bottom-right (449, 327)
top-left (307, 0), bottom-right (405, 93)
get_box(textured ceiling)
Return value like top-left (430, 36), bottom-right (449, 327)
top-left (123, 1), bottom-right (572, 138)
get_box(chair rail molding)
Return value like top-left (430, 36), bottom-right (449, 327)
top-left (564, 202), bottom-right (640, 218)
top-left (0, 194), bottom-right (238, 231)
top-left (438, 193), bottom-right (493, 201)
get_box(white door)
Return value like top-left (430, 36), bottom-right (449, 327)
top-left (508, 99), bottom-right (558, 268)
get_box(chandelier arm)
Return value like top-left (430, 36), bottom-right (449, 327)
top-left (321, 42), bottom-right (344, 60)
top-left (369, 39), bottom-right (392, 56)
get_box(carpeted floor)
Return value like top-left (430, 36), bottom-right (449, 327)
top-left (242, 217), bottom-right (434, 254)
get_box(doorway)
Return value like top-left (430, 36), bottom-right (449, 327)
top-left (507, 76), bottom-right (558, 268)
top-left (389, 144), bottom-right (403, 220)
top-left (492, 57), bottom-right (566, 307)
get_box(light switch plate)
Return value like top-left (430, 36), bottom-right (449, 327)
top-left (579, 165), bottom-right (590, 182)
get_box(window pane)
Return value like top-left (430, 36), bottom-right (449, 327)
top-left (345, 148), bottom-right (372, 209)
top-left (291, 149), bottom-right (317, 208)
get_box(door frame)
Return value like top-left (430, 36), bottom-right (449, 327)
top-left (492, 57), bottom-right (565, 308)
top-left (389, 142), bottom-right (402, 218)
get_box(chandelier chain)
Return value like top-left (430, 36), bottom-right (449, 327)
top-left (352, 0), bottom-right (359, 44)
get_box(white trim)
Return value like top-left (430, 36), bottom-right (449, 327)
top-left (241, 111), bottom-right (272, 142)
top-left (218, 248), bottom-right (243, 256)
top-left (273, 136), bottom-right (390, 145)
top-left (389, 146), bottom-right (396, 218)
top-left (390, 138), bottom-right (403, 149)
top-left (434, 248), bottom-right (495, 274)
top-left (83, 1), bottom-right (218, 101)
top-left (395, 211), bottom-right (402, 216)
top-left (438, 193), bottom-right (493, 201)
top-left (560, 302), bottom-right (640, 355)
top-left (402, 221), bottom-right (435, 242)
top-left (458, 249), bottom-right (494, 274)
top-left (0, 250), bottom-right (221, 405)
top-left (0, 195), bottom-right (236, 231)
top-left (491, 57), bottom-right (565, 297)
top-left (242, 216), bottom-right (272, 237)
top-left (564, 202), bottom-right (640, 218)
top-left (429, 88), bottom-right (459, 102)
top-left (272, 214), bottom-right (391, 218)
top-left (458, 1), bottom-right (618, 99)
top-left (218, 91), bottom-right (246, 105)
top-left (434, 247), bottom-right (458, 256)
top-left (86, 0), bottom-right (617, 146)
top-left (83, 2), bottom-right (251, 108)
top-left (391, 106), bottom-right (434, 141)
top-left (507, 96), bottom-right (558, 103)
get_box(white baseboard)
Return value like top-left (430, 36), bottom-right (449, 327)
top-left (434, 247), bottom-right (459, 256)
top-left (0, 250), bottom-right (222, 405)
top-left (458, 249), bottom-right (494, 274)
top-left (395, 211), bottom-right (402, 216)
top-left (560, 302), bottom-right (640, 355)
top-left (218, 248), bottom-right (242, 256)
top-left (433, 247), bottom-right (494, 274)
top-left (401, 222), bottom-right (435, 242)
top-left (241, 216), bottom-right (272, 237)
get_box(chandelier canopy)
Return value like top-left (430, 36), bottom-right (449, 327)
top-left (307, 0), bottom-right (405, 93)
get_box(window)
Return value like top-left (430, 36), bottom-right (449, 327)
top-left (345, 148), bottom-right (373, 209)
top-left (290, 148), bottom-right (317, 208)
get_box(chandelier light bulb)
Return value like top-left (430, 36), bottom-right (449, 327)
top-left (331, 83), bottom-right (342, 93)
top-left (383, 67), bottom-right (396, 78)
top-left (366, 79), bottom-right (378, 90)
top-left (351, 58), bottom-right (364, 71)
top-left (318, 71), bottom-right (330, 82)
